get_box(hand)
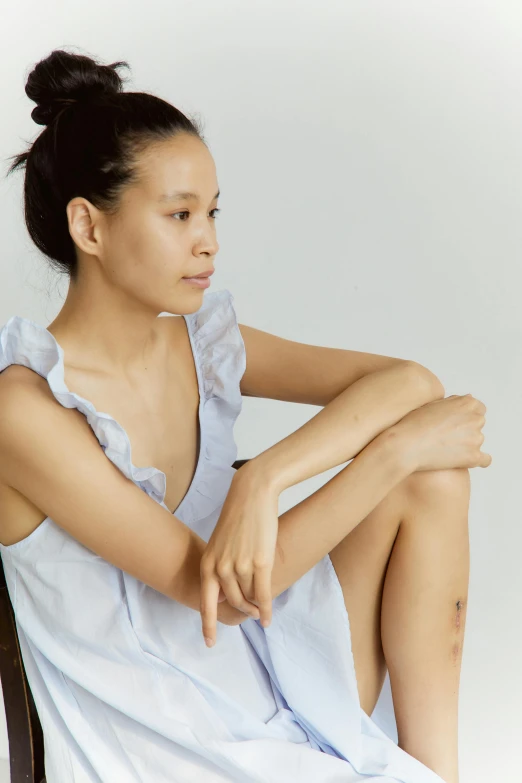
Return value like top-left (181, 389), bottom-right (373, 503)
top-left (389, 393), bottom-right (492, 473)
top-left (200, 467), bottom-right (279, 648)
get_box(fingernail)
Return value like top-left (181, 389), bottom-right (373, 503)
top-left (205, 637), bottom-right (215, 648)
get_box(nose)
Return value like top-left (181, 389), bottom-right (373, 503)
top-left (192, 211), bottom-right (219, 257)
top-left (196, 231), bottom-right (219, 257)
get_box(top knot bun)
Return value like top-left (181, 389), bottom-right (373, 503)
top-left (27, 49), bottom-right (129, 126)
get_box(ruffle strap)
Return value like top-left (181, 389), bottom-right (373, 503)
top-left (176, 288), bottom-right (246, 524)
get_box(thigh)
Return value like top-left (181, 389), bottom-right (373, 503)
top-left (329, 478), bottom-right (408, 716)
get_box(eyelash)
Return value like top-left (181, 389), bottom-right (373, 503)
top-left (170, 208), bottom-right (221, 221)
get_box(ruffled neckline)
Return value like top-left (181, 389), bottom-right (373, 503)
top-left (0, 288), bottom-right (242, 522)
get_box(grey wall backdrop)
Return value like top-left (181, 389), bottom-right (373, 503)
top-left (0, 2), bottom-right (520, 781)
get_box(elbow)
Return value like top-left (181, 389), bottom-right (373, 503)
top-left (403, 360), bottom-right (445, 400)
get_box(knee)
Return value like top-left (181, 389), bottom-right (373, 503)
top-left (402, 467), bottom-right (471, 504)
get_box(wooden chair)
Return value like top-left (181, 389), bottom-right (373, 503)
top-left (0, 458), bottom-right (251, 783)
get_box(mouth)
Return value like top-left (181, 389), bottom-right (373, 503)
top-left (181, 270), bottom-right (213, 289)
top-left (182, 269), bottom-right (214, 279)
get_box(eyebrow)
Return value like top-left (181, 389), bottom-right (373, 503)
top-left (158, 189), bottom-right (220, 203)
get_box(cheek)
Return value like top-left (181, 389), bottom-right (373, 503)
top-left (112, 213), bottom-right (170, 256)
top-left (121, 256), bottom-right (186, 313)
top-left (105, 216), bottom-right (185, 298)
top-left (121, 259), bottom-right (176, 298)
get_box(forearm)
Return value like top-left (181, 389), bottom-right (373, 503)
top-left (271, 428), bottom-right (412, 598)
top-left (244, 361), bottom-right (444, 494)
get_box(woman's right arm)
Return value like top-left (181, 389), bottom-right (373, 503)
top-left (0, 374), bottom-right (246, 627)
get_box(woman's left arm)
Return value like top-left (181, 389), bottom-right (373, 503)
top-left (239, 361), bottom-right (444, 494)
top-left (199, 326), bottom-right (445, 646)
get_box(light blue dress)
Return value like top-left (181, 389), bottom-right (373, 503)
top-left (0, 289), bottom-right (446, 783)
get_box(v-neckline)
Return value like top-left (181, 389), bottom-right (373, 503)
top-left (12, 313), bottom-right (206, 518)
top-left (169, 314), bottom-right (204, 516)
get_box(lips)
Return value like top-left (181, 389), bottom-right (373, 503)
top-left (183, 270), bottom-right (214, 279)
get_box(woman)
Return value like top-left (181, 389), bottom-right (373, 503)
top-left (0, 49), bottom-right (490, 783)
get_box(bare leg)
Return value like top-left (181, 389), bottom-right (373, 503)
top-left (329, 467), bottom-right (470, 783)
top-left (381, 468), bottom-right (469, 783)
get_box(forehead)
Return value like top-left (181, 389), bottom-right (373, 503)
top-left (135, 135), bottom-right (218, 202)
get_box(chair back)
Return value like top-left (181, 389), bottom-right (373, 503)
top-left (0, 553), bottom-right (45, 783)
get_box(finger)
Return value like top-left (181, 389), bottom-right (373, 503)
top-left (254, 565), bottom-right (273, 629)
top-left (200, 572), bottom-right (221, 648)
top-left (218, 570), bottom-right (260, 619)
top-left (235, 569), bottom-right (255, 607)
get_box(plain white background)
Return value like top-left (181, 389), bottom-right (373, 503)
top-left (0, 1), bottom-right (520, 781)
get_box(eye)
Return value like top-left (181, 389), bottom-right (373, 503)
top-left (170, 208), bottom-right (221, 221)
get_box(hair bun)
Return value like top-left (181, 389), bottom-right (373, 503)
top-left (27, 49), bottom-right (129, 126)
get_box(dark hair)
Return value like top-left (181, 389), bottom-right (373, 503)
top-left (5, 48), bottom-right (205, 281)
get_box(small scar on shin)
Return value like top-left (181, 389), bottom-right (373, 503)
top-left (449, 601), bottom-right (465, 663)
top-left (455, 600), bottom-right (463, 623)
top-left (454, 599), bottom-right (465, 630)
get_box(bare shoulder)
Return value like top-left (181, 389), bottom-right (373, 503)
top-left (0, 361), bottom-right (109, 496)
top-left (0, 364), bottom-right (95, 546)
top-left (0, 363), bottom-right (91, 436)
top-left (0, 362), bottom-right (50, 392)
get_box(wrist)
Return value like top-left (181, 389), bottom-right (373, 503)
top-left (234, 453), bottom-right (285, 495)
top-left (375, 426), bottom-right (418, 478)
